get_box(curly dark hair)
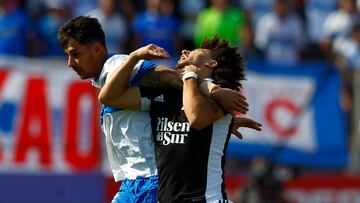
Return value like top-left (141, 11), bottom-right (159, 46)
top-left (57, 16), bottom-right (106, 50)
top-left (200, 35), bottom-right (246, 90)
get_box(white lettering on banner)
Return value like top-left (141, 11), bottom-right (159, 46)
top-left (156, 117), bottom-right (190, 145)
top-left (285, 189), bottom-right (360, 203)
top-left (236, 72), bottom-right (317, 153)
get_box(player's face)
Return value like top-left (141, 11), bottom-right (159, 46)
top-left (176, 48), bottom-right (212, 70)
top-left (64, 40), bottom-right (101, 80)
top-left (176, 48), bottom-right (215, 79)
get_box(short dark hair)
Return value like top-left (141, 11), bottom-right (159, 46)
top-left (58, 16), bottom-right (106, 49)
top-left (200, 35), bottom-right (246, 90)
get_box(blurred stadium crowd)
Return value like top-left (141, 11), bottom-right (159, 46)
top-left (1, 0), bottom-right (359, 67)
top-left (1, 0), bottom-right (358, 96)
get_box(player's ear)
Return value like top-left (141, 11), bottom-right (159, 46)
top-left (93, 42), bottom-right (102, 54)
top-left (92, 42), bottom-right (104, 61)
top-left (205, 60), bottom-right (217, 69)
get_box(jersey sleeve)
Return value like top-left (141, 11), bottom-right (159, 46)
top-left (130, 60), bottom-right (157, 86)
top-left (100, 55), bottom-right (157, 88)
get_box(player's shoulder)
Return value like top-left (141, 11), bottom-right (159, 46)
top-left (102, 54), bottom-right (130, 75)
top-left (104, 54), bottom-right (128, 68)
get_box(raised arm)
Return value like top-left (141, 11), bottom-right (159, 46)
top-left (148, 69), bottom-right (249, 114)
top-left (140, 66), bottom-right (182, 90)
top-left (98, 53), bottom-right (141, 110)
top-left (199, 81), bottom-right (249, 114)
top-left (98, 44), bottom-right (169, 110)
top-left (182, 65), bottom-right (225, 130)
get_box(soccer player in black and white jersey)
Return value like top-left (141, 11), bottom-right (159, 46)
top-left (99, 36), bottom-right (262, 202)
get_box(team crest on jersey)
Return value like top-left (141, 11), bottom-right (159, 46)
top-left (156, 117), bottom-right (189, 145)
top-left (154, 94), bottom-right (165, 102)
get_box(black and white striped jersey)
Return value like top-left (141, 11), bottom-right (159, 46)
top-left (141, 87), bottom-right (233, 203)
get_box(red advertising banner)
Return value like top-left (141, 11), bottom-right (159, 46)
top-left (225, 173), bottom-right (360, 203)
top-left (0, 57), bottom-right (102, 173)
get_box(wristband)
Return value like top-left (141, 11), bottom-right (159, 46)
top-left (182, 71), bottom-right (198, 81)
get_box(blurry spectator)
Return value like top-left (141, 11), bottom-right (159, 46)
top-left (179, 0), bottom-right (207, 50)
top-left (322, 0), bottom-right (359, 39)
top-left (305, 0), bottom-right (337, 43)
top-left (301, 0), bottom-right (337, 61)
top-left (240, 19), bottom-right (263, 61)
top-left (194, 0), bottom-right (246, 48)
top-left (88, 0), bottom-right (128, 53)
top-left (324, 1), bottom-right (359, 132)
top-left (25, 0), bottom-right (47, 22)
top-left (37, 0), bottom-right (73, 56)
top-left (132, 0), bottom-right (179, 58)
top-left (320, 0), bottom-right (360, 62)
top-left (69, 0), bottom-right (97, 16)
top-left (330, 23), bottom-right (360, 119)
top-left (0, 0), bottom-right (38, 56)
top-left (255, 0), bottom-right (304, 65)
top-left (240, 0), bottom-right (275, 27)
top-left (118, 0), bottom-right (137, 23)
top-left (334, 23), bottom-right (360, 70)
top-left (291, 0), bottom-right (306, 23)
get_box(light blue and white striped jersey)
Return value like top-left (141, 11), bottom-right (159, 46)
top-left (92, 54), bottom-right (157, 181)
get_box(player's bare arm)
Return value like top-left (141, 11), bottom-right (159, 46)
top-left (98, 54), bottom-right (142, 110)
top-left (140, 66), bottom-right (183, 89)
top-left (98, 44), bottom-right (169, 110)
top-left (199, 81), bottom-right (249, 114)
top-left (142, 66), bottom-right (249, 113)
top-left (182, 65), bottom-right (225, 130)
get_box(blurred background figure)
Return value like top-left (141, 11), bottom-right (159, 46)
top-left (240, 19), bottom-right (264, 61)
top-left (320, 0), bottom-right (360, 62)
top-left (255, 0), bottom-right (304, 65)
top-left (300, 0), bottom-right (337, 61)
top-left (194, 0), bottom-right (246, 48)
top-left (319, 0), bottom-right (360, 116)
top-left (132, 0), bottom-right (179, 66)
top-left (87, 0), bottom-right (128, 53)
top-left (118, 0), bottom-right (137, 28)
top-left (334, 23), bottom-right (360, 70)
top-left (332, 22), bottom-right (360, 119)
top-left (37, 0), bottom-right (73, 57)
top-left (69, 0), bottom-right (97, 16)
top-left (239, 0), bottom-right (275, 27)
top-left (25, 0), bottom-right (47, 23)
top-left (0, 0), bottom-right (38, 56)
top-left (178, 0), bottom-right (206, 50)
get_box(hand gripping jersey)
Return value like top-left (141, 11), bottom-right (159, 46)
top-left (92, 54), bottom-right (157, 181)
top-left (141, 87), bottom-right (233, 203)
